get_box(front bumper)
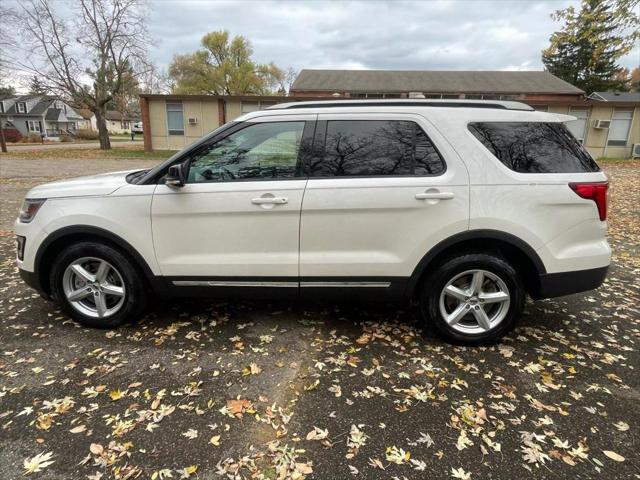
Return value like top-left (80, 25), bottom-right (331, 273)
top-left (19, 268), bottom-right (49, 298)
top-left (534, 265), bottom-right (609, 299)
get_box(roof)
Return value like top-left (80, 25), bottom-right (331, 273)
top-left (45, 108), bottom-right (61, 121)
top-left (290, 69), bottom-right (585, 95)
top-left (105, 110), bottom-right (139, 121)
top-left (589, 91), bottom-right (640, 102)
top-left (138, 93), bottom-right (293, 101)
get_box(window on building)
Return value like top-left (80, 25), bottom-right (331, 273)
top-left (608, 108), bottom-right (633, 147)
top-left (240, 101), bottom-right (277, 114)
top-left (241, 101), bottom-right (260, 113)
top-left (0, 101), bottom-right (4, 113)
top-left (166, 102), bottom-right (184, 135)
top-left (17, 102), bottom-right (27, 113)
top-left (441, 94), bottom-right (460, 99)
top-left (28, 120), bottom-right (41, 132)
top-left (309, 120), bottom-right (445, 177)
top-left (349, 93), bottom-right (402, 99)
top-left (187, 121), bottom-right (306, 183)
top-left (532, 105), bottom-right (548, 112)
top-left (423, 94), bottom-right (442, 99)
top-left (566, 107), bottom-right (590, 142)
top-left (465, 94), bottom-right (483, 100)
top-left (499, 95), bottom-right (520, 100)
top-left (468, 122), bottom-right (599, 173)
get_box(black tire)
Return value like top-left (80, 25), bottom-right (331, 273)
top-left (50, 242), bottom-right (147, 328)
top-left (419, 253), bottom-right (524, 345)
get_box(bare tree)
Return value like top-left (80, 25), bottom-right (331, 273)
top-left (13, 0), bottom-right (151, 149)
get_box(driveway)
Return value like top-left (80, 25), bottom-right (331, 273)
top-left (0, 157), bottom-right (638, 480)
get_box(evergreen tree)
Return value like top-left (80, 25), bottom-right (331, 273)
top-left (28, 75), bottom-right (47, 95)
top-left (542, 0), bottom-right (639, 93)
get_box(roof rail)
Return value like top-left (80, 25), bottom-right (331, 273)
top-left (265, 99), bottom-right (534, 111)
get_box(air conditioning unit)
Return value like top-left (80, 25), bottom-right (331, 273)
top-left (592, 119), bottom-right (611, 129)
top-left (188, 117), bottom-right (198, 125)
top-left (632, 144), bottom-right (640, 158)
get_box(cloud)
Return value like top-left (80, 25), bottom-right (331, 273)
top-left (149, 0), bottom-right (629, 72)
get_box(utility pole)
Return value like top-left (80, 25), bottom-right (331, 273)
top-left (0, 119), bottom-right (7, 153)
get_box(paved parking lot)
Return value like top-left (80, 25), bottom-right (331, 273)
top-left (0, 156), bottom-right (638, 479)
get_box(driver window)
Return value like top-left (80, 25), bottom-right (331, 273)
top-left (187, 121), bottom-right (305, 183)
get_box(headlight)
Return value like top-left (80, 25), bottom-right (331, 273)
top-left (19, 199), bottom-right (46, 223)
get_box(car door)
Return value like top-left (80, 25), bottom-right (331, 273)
top-left (151, 115), bottom-right (315, 289)
top-left (299, 112), bottom-right (469, 296)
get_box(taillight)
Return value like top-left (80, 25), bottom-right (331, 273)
top-left (569, 181), bottom-right (608, 221)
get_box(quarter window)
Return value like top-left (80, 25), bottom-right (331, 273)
top-left (468, 122), bottom-right (599, 173)
top-left (310, 120), bottom-right (445, 177)
top-left (187, 121), bottom-right (306, 183)
top-left (166, 102), bottom-right (184, 135)
top-left (608, 108), bottom-right (633, 147)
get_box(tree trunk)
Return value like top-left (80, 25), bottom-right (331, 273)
top-left (94, 109), bottom-right (111, 150)
top-left (0, 122), bottom-right (7, 153)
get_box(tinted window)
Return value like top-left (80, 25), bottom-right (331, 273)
top-left (309, 120), bottom-right (445, 177)
top-left (187, 121), bottom-right (305, 183)
top-left (468, 122), bottom-right (599, 173)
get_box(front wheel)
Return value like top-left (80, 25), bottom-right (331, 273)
top-left (420, 253), bottom-right (524, 345)
top-left (50, 242), bottom-right (147, 328)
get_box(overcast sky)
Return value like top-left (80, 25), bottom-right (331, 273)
top-left (145, 0), bottom-right (639, 73)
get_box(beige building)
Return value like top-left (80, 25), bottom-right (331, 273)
top-left (140, 94), bottom-right (306, 151)
top-left (140, 72), bottom-right (640, 159)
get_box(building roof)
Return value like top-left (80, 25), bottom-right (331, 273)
top-left (589, 91), bottom-right (640, 102)
top-left (290, 69), bottom-right (585, 95)
top-left (45, 108), bottom-right (61, 121)
top-left (105, 110), bottom-right (139, 121)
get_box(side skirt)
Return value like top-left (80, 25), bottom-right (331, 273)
top-left (152, 276), bottom-right (409, 301)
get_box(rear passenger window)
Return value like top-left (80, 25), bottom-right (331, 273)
top-left (310, 120), bottom-right (445, 177)
top-left (468, 122), bottom-right (600, 173)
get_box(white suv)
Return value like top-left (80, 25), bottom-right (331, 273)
top-left (15, 100), bottom-right (610, 344)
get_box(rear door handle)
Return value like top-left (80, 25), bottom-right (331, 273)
top-left (415, 192), bottom-right (454, 200)
top-left (251, 197), bottom-right (288, 205)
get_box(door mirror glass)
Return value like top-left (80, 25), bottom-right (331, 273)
top-left (165, 164), bottom-right (185, 187)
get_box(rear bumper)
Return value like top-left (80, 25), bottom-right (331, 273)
top-left (534, 265), bottom-right (609, 299)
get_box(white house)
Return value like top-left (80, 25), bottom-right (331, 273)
top-left (0, 94), bottom-right (84, 139)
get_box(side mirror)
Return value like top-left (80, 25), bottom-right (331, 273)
top-left (165, 164), bottom-right (185, 188)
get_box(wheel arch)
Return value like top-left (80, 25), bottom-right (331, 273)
top-left (34, 225), bottom-right (156, 296)
top-left (408, 230), bottom-right (545, 298)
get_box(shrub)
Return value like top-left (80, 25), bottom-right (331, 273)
top-left (3, 128), bottom-right (22, 143)
top-left (75, 129), bottom-right (99, 140)
top-left (21, 134), bottom-right (43, 143)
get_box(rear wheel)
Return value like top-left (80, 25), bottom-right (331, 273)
top-left (420, 253), bottom-right (524, 345)
top-left (50, 242), bottom-right (147, 328)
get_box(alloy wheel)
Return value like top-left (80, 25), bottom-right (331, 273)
top-left (62, 257), bottom-right (126, 318)
top-left (438, 269), bottom-right (510, 334)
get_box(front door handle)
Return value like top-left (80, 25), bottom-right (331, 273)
top-left (415, 191), bottom-right (454, 200)
top-left (251, 196), bottom-right (288, 205)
